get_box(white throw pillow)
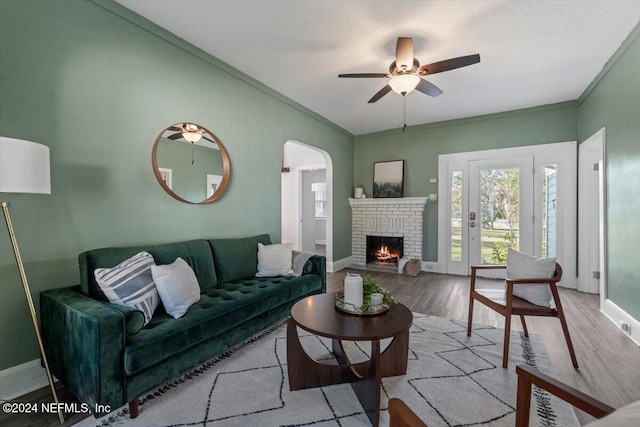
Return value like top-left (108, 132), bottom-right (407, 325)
top-left (94, 251), bottom-right (159, 324)
top-left (151, 257), bottom-right (201, 319)
top-left (256, 243), bottom-right (294, 277)
top-left (506, 248), bottom-right (556, 307)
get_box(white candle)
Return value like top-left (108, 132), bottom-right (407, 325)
top-left (370, 293), bottom-right (383, 307)
top-left (344, 273), bottom-right (363, 309)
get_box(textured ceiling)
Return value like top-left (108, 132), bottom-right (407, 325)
top-left (115, 0), bottom-right (640, 135)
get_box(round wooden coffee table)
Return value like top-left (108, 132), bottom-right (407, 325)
top-left (287, 293), bottom-right (413, 426)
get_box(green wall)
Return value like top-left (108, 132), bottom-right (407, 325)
top-left (354, 102), bottom-right (578, 261)
top-left (0, 0), bottom-right (353, 370)
top-left (578, 23), bottom-right (640, 320)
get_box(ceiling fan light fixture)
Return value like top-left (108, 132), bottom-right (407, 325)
top-left (389, 74), bottom-right (420, 95)
top-left (182, 131), bottom-right (202, 143)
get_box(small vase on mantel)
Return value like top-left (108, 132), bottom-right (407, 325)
top-left (354, 186), bottom-right (364, 199)
top-left (343, 273), bottom-right (363, 310)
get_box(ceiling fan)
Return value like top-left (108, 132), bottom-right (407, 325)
top-left (166, 123), bottom-right (214, 143)
top-left (339, 37), bottom-right (480, 103)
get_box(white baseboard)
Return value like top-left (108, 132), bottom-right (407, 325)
top-left (420, 261), bottom-right (443, 273)
top-left (0, 359), bottom-right (54, 401)
top-left (314, 240), bottom-right (326, 245)
top-left (601, 299), bottom-right (640, 346)
top-left (327, 256), bottom-right (353, 273)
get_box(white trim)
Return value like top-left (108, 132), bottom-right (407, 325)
top-left (420, 261), bottom-right (443, 273)
top-left (0, 359), bottom-right (56, 401)
top-left (578, 128), bottom-right (606, 295)
top-left (327, 256), bottom-right (353, 273)
top-left (314, 239), bottom-right (326, 245)
top-left (601, 299), bottom-right (640, 346)
top-left (348, 197), bottom-right (428, 206)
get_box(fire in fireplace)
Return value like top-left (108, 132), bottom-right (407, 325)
top-left (366, 236), bottom-right (403, 267)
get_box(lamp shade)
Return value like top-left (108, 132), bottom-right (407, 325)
top-left (182, 132), bottom-right (202, 143)
top-left (0, 137), bottom-right (51, 194)
top-left (389, 74), bottom-right (420, 95)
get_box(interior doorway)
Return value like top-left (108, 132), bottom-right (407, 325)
top-left (301, 169), bottom-right (327, 254)
top-left (578, 128), bottom-right (605, 298)
top-left (281, 141), bottom-right (333, 261)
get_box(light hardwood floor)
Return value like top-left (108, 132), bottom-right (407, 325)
top-left (2, 270), bottom-right (639, 426)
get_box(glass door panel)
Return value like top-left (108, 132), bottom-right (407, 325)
top-left (469, 156), bottom-right (533, 277)
top-left (450, 171), bottom-right (463, 262)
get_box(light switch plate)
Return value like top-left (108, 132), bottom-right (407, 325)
top-left (429, 193), bottom-right (438, 201)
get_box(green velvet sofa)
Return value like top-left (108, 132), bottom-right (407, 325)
top-left (40, 234), bottom-right (325, 417)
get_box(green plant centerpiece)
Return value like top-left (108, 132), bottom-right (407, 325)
top-left (361, 275), bottom-right (396, 312)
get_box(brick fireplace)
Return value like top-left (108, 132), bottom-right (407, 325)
top-left (350, 197), bottom-right (428, 270)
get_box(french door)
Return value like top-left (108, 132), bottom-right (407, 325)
top-left (439, 142), bottom-right (577, 286)
top-left (468, 157), bottom-right (534, 277)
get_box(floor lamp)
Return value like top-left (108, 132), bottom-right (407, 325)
top-left (0, 136), bottom-right (64, 425)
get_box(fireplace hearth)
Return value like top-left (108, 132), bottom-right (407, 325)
top-left (366, 236), bottom-right (403, 267)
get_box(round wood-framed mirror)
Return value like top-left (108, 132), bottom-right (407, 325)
top-left (152, 122), bottom-right (230, 204)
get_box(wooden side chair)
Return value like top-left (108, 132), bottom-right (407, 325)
top-left (466, 262), bottom-right (578, 369)
top-left (515, 364), bottom-right (622, 426)
top-left (389, 366), bottom-right (637, 427)
top-left (389, 398), bottom-right (427, 427)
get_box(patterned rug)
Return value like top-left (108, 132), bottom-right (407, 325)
top-left (79, 313), bottom-right (578, 426)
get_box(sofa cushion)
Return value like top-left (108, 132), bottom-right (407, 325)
top-left (151, 258), bottom-right (201, 319)
top-left (80, 239), bottom-right (216, 300)
top-left (256, 243), bottom-right (294, 277)
top-left (123, 274), bottom-right (320, 375)
top-left (94, 251), bottom-right (159, 325)
top-left (208, 234), bottom-right (271, 284)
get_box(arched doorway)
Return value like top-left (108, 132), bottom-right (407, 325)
top-left (281, 140), bottom-right (333, 263)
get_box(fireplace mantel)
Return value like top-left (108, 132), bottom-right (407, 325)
top-left (349, 197), bottom-right (428, 206)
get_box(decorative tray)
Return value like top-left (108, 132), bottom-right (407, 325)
top-left (334, 291), bottom-right (391, 316)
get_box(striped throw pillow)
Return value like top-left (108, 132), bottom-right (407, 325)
top-left (94, 251), bottom-right (159, 324)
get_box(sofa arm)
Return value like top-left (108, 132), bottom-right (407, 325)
top-left (40, 287), bottom-right (126, 415)
top-left (303, 255), bottom-right (326, 293)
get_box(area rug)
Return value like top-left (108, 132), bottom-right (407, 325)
top-left (80, 313), bottom-right (578, 426)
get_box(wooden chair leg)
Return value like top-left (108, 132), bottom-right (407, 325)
top-left (129, 399), bottom-right (139, 418)
top-left (551, 285), bottom-right (579, 369)
top-left (558, 313), bottom-right (579, 368)
top-left (467, 269), bottom-right (477, 337)
top-left (467, 298), bottom-right (474, 337)
top-left (515, 367), bottom-right (533, 427)
top-left (503, 313), bottom-right (512, 368)
top-left (520, 315), bottom-right (529, 337)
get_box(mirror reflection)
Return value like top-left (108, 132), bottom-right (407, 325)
top-left (152, 123), bottom-right (230, 204)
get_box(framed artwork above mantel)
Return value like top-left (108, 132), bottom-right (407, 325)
top-left (373, 160), bottom-right (404, 198)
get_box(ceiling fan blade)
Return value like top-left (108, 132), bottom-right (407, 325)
top-left (416, 78), bottom-right (443, 97)
top-left (368, 85), bottom-right (392, 103)
top-left (338, 73), bottom-right (389, 78)
top-left (419, 54), bottom-right (480, 75)
top-left (168, 133), bottom-right (183, 140)
top-left (168, 126), bottom-right (181, 132)
top-left (395, 37), bottom-right (414, 70)
top-left (202, 135), bottom-right (215, 143)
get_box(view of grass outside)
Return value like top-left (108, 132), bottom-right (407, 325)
top-left (451, 165), bottom-right (555, 264)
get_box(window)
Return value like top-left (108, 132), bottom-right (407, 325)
top-left (311, 182), bottom-right (327, 219)
top-left (450, 171), bottom-right (463, 262)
